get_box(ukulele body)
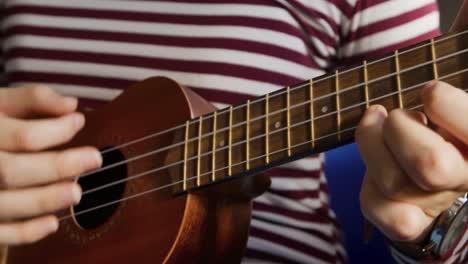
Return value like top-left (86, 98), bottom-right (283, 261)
top-left (6, 77), bottom-right (270, 264)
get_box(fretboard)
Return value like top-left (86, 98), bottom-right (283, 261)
top-left (168, 30), bottom-right (468, 193)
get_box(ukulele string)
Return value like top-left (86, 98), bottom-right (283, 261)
top-left (78, 67), bottom-right (468, 202)
top-left (96, 29), bottom-right (468, 158)
top-left (79, 45), bottom-right (468, 182)
top-left (61, 85), bottom-right (468, 222)
top-left (59, 126), bottom-right (380, 220)
top-left (77, 44), bottom-right (468, 185)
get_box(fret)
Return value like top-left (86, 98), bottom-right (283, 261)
top-left (228, 106), bottom-right (233, 177)
top-left (196, 116), bottom-right (203, 186)
top-left (265, 94), bottom-right (270, 164)
top-left (246, 100), bottom-right (251, 170)
top-left (431, 38), bottom-right (439, 79)
top-left (183, 120), bottom-right (190, 191)
top-left (286, 86), bottom-right (292, 157)
top-left (162, 31), bottom-right (468, 197)
top-left (363, 60), bottom-right (370, 109)
top-left (394, 50), bottom-right (404, 108)
top-left (309, 79), bottom-right (315, 149)
top-left (211, 112), bottom-right (217, 182)
top-left (335, 70), bottom-right (342, 142)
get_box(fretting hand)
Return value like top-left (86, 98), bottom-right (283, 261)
top-left (0, 85), bottom-right (101, 245)
top-left (357, 0), bottom-right (468, 245)
top-left (356, 81), bottom-right (468, 242)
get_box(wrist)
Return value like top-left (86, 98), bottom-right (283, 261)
top-left (389, 195), bottom-right (468, 260)
top-left (389, 219), bottom-right (438, 259)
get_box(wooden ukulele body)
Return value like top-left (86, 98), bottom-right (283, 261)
top-left (5, 77), bottom-right (270, 264)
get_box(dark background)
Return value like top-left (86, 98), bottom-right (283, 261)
top-left (439, 0), bottom-right (463, 32)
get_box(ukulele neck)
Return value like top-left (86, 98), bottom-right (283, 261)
top-left (171, 30), bottom-right (468, 193)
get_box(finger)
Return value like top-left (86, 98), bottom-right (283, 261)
top-left (383, 109), bottom-right (468, 191)
top-left (356, 106), bottom-right (462, 214)
top-left (0, 215), bottom-right (58, 245)
top-left (0, 147), bottom-right (102, 188)
top-left (356, 105), bottom-right (411, 198)
top-left (360, 174), bottom-right (434, 241)
top-left (356, 105), bottom-right (388, 166)
top-left (436, 127), bottom-right (468, 157)
top-left (0, 182), bottom-right (81, 220)
top-left (421, 81), bottom-right (468, 145)
top-left (0, 112), bottom-right (85, 152)
top-left (0, 85), bottom-right (77, 118)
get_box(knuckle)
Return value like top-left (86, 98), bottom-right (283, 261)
top-left (54, 152), bottom-right (75, 179)
top-left (14, 127), bottom-right (38, 151)
top-left (28, 85), bottom-right (53, 104)
top-left (415, 148), bottom-right (453, 190)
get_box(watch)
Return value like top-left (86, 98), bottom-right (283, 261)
top-left (391, 194), bottom-right (468, 260)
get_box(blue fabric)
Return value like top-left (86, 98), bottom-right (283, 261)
top-left (325, 143), bottom-right (395, 264)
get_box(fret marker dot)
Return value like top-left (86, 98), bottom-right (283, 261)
top-left (275, 122), bottom-right (281, 129)
top-left (321, 106), bottom-right (328, 113)
top-left (219, 140), bottom-right (225, 147)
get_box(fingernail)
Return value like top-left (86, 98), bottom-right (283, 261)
top-left (369, 105), bottom-right (380, 112)
top-left (368, 105), bottom-right (386, 120)
top-left (71, 184), bottom-right (82, 204)
top-left (81, 150), bottom-right (102, 171)
top-left (64, 97), bottom-right (78, 109)
top-left (421, 80), bottom-right (437, 97)
top-left (72, 113), bottom-right (85, 130)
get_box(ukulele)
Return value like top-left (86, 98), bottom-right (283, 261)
top-left (4, 30), bottom-right (468, 263)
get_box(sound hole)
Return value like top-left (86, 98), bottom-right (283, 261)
top-left (73, 147), bottom-right (127, 230)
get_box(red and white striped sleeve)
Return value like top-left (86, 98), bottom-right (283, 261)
top-left (337, 0), bottom-right (468, 263)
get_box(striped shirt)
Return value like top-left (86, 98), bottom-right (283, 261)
top-left (0, 0), bottom-right (465, 263)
